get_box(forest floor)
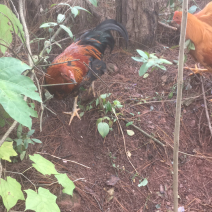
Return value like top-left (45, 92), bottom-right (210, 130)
top-left (3, 43), bottom-right (212, 212)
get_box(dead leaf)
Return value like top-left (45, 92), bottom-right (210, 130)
top-left (105, 188), bottom-right (114, 202)
top-left (106, 175), bottom-right (120, 186)
top-left (126, 150), bottom-right (132, 158)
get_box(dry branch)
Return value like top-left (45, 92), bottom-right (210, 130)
top-left (173, 1), bottom-right (188, 211)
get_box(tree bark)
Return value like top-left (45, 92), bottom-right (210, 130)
top-left (116, 0), bottom-right (159, 48)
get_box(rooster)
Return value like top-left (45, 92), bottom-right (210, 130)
top-left (172, 11), bottom-right (212, 75)
top-left (45, 19), bottom-right (128, 125)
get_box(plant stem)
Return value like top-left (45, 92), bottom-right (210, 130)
top-left (173, 1), bottom-right (188, 211)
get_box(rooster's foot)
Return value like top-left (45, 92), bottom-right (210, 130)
top-left (63, 96), bottom-right (81, 125)
top-left (184, 64), bottom-right (207, 76)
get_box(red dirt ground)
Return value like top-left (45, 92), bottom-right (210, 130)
top-left (2, 44), bottom-right (212, 212)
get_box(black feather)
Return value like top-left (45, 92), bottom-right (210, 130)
top-left (78, 19), bottom-right (128, 54)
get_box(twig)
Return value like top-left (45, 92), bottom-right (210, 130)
top-left (41, 82), bottom-right (77, 87)
top-left (200, 76), bottom-right (212, 136)
top-left (173, 1), bottom-right (188, 211)
top-left (158, 21), bottom-right (177, 30)
top-left (113, 109), bottom-right (138, 174)
top-left (37, 59), bottom-right (79, 67)
top-left (5, 170), bottom-right (37, 192)
top-left (37, 152), bottom-right (91, 169)
top-left (122, 119), bottom-right (165, 147)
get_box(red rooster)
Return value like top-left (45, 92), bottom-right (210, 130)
top-left (45, 19), bottom-right (128, 125)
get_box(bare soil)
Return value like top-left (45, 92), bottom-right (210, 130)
top-left (2, 43), bottom-right (212, 212)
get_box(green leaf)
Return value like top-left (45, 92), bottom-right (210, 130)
top-left (14, 138), bottom-right (23, 146)
top-left (136, 49), bottom-right (148, 60)
top-left (31, 138), bottom-right (42, 144)
top-left (59, 24), bottom-right (73, 38)
top-left (98, 122), bottom-right (109, 138)
top-left (106, 101), bottom-right (112, 112)
top-left (71, 7), bottom-right (79, 17)
top-left (126, 121), bottom-right (133, 127)
top-left (57, 14), bottom-right (65, 24)
top-left (17, 124), bottom-right (22, 138)
top-left (0, 57), bottom-right (41, 129)
top-left (20, 150), bottom-right (26, 161)
top-left (25, 187), bottom-right (60, 212)
top-left (139, 63), bottom-right (149, 76)
top-left (96, 98), bottom-right (99, 106)
top-left (27, 129), bottom-right (35, 136)
top-left (55, 174), bottom-right (75, 196)
top-left (40, 22), bottom-right (58, 28)
top-left (0, 141), bottom-right (17, 162)
top-left (0, 176), bottom-right (25, 211)
top-left (79, 112), bottom-right (84, 117)
top-left (158, 58), bottom-right (172, 65)
top-left (131, 57), bottom-right (145, 62)
top-left (89, 0), bottom-right (98, 7)
top-left (168, 91), bottom-right (173, 99)
top-left (74, 6), bottom-right (91, 14)
top-left (100, 93), bottom-right (111, 99)
top-left (29, 154), bottom-right (59, 175)
top-left (188, 5), bottom-right (198, 14)
top-left (127, 130), bottom-right (134, 136)
top-left (96, 118), bottom-right (102, 125)
top-left (0, 4), bottom-right (25, 54)
top-left (113, 100), bottom-right (123, 108)
top-left (138, 178), bottom-right (148, 187)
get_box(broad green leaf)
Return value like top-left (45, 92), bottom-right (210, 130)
top-left (0, 57), bottom-right (41, 129)
top-left (138, 178), bottom-right (148, 187)
top-left (105, 101), bottom-right (112, 112)
top-left (136, 49), bottom-right (148, 60)
top-left (40, 22), bottom-right (58, 28)
top-left (57, 14), bottom-right (65, 24)
top-left (113, 100), bottom-right (123, 108)
top-left (25, 187), bottom-right (60, 212)
top-left (29, 154), bottom-right (59, 175)
top-left (71, 7), bottom-right (79, 17)
top-left (0, 176), bottom-right (25, 211)
top-left (168, 91), bottom-right (173, 99)
top-left (126, 121), bottom-right (133, 127)
top-left (188, 5), bottom-right (198, 14)
top-left (89, 0), bottom-right (98, 7)
top-left (127, 130), bottom-right (134, 136)
top-left (131, 57), bottom-right (145, 62)
top-left (0, 142), bottom-right (17, 161)
top-left (31, 138), bottom-right (42, 143)
top-left (98, 122), bottom-right (109, 138)
top-left (59, 24), bottom-right (73, 38)
top-left (0, 4), bottom-right (25, 54)
top-left (55, 174), bottom-right (75, 196)
top-left (96, 98), bottom-right (99, 106)
top-left (17, 124), bottom-right (22, 138)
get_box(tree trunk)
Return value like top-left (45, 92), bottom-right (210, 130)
top-left (116, 0), bottom-right (159, 48)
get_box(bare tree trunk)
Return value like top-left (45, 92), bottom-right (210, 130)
top-left (116, 0), bottom-right (159, 48)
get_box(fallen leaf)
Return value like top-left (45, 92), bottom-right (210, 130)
top-left (106, 175), bottom-right (120, 186)
top-left (126, 151), bottom-right (131, 158)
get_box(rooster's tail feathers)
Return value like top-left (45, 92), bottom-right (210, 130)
top-left (78, 19), bottom-right (128, 54)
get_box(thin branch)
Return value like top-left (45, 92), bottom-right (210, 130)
top-left (122, 119), bottom-right (165, 147)
top-left (41, 82), bottom-right (77, 87)
top-left (173, 1), bottom-right (188, 211)
top-left (200, 76), bottom-right (212, 136)
top-left (37, 152), bottom-right (91, 169)
top-left (113, 109), bottom-right (138, 174)
top-left (37, 59), bottom-right (79, 67)
top-left (158, 21), bottom-right (177, 30)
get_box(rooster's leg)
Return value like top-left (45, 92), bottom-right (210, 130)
top-left (88, 81), bottom-right (96, 97)
top-left (184, 64), bottom-right (208, 75)
top-left (63, 96), bottom-right (81, 125)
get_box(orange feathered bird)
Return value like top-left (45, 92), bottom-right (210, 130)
top-left (45, 19), bottom-right (128, 125)
top-left (194, 2), bottom-right (212, 26)
top-left (172, 11), bottom-right (212, 74)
